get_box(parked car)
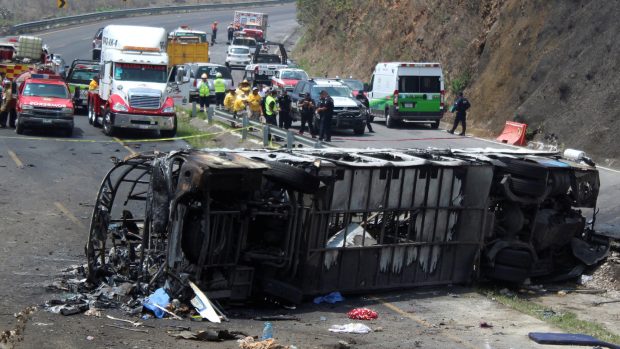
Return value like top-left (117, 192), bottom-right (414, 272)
top-left (171, 63), bottom-right (233, 104)
top-left (92, 28), bottom-right (103, 61)
top-left (270, 68), bottom-right (308, 91)
top-left (290, 78), bottom-right (366, 135)
top-left (231, 36), bottom-right (257, 50)
top-left (225, 45), bottom-right (252, 70)
top-left (15, 74), bottom-right (74, 136)
top-left (65, 60), bottom-right (99, 113)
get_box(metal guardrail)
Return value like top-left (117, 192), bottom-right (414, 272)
top-left (9, 0), bottom-right (295, 34)
top-left (211, 108), bottom-right (324, 149)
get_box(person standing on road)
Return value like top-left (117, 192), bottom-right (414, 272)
top-left (247, 87), bottom-right (263, 121)
top-left (224, 88), bottom-right (236, 113)
top-left (213, 72), bottom-right (226, 110)
top-left (355, 90), bottom-right (374, 133)
top-left (298, 93), bottom-right (316, 138)
top-left (197, 73), bottom-right (210, 113)
top-left (211, 21), bottom-right (218, 45)
top-left (264, 89), bottom-right (278, 126)
top-left (233, 94), bottom-right (247, 119)
top-left (0, 79), bottom-right (16, 128)
top-left (227, 23), bottom-right (235, 44)
top-left (316, 90), bottom-right (334, 142)
top-left (448, 91), bottom-right (470, 136)
top-left (277, 89), bottom-right (292, 129)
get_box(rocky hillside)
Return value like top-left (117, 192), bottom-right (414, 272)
top-left (294, 0), bottom-right (620, 165)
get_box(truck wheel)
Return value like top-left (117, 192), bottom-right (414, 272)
top-left (430, 120), bottom-right (440, 129)
top-left (160, 129), bottom-right (176, 138)
top-left (510, 177), bottom-right (547, 197)
top-left (15, 118), bottom-right (24, 135)
top-left (354, 125), bottom-right (365, 135)
top-left (385, 108), bottom-right (397, 128)
top-left (500, 158), bottom-right (548, 180)
top-left (263, 161), bottom-right (320, 194)
top-left (102, 110), bottom-right (116, 136)
top-left (87, 102), bottom-right (94, 125)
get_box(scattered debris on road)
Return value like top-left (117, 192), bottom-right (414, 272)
top-left (328, 323), bottom-right (373, 334)
top-left (347, 308), bottom-right (378, 320)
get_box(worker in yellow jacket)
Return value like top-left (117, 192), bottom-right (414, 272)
top-left (246, 87), bottom-right (263, 120)
top-left (235, 79), bottom-right (251, 97)
top-left (223, 88), bottom-right (236, 112)
top-left (233, 94), bottom-right (248, 119)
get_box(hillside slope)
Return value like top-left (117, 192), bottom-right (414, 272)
top-left (294, 0), bottom-right (620, 165)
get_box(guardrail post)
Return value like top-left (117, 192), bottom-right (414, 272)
top-left (191, 101), bottom-right (197, 118)
top-left (286, 130), bottom-right (294, 150)
top-left (207, 106), bottom-right (214, 123)
top-left (263, 125), bottom-right (270, 146)
top-left (242, 114), bottom-right (249, 140)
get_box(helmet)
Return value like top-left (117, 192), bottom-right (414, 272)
top-left (242, 79), bottom-right (249, 84)
top-left (201, 73), bottom-right (207, 79)
top-left (216, 72), bottom-right (222, 78)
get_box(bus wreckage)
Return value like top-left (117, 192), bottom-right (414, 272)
top-left (86, 147), bottom-right (608, 303)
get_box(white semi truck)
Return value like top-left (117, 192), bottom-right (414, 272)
top-left (87, 25), bottom-right (176, 137)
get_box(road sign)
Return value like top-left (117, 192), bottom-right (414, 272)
top-left (57, 0), bottom-right (66, 8)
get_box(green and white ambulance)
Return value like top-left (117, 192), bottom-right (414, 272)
top-left (368, 62), bottom-right (444, 128)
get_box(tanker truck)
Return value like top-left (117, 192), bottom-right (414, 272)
top-left (87, 25), bottom-right (176, 137)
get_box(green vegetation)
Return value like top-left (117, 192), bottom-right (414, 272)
top-left (482, 289), bottom-right (620, 344)
top-left (450, 71), bottom-right (471, 95)
top-left (175, 112), bottom-right (213, 149)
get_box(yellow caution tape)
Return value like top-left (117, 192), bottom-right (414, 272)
top-left (0, 126), bottom-right (254, 144)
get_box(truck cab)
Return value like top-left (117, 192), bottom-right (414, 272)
top-left (89, 25), bottom-right (176, 137)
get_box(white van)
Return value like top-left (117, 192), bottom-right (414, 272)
top-left (368, 62), bottom-right (445, 128)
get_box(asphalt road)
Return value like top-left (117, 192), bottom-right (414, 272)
top-left (0, 2), bottom-right (618, 348)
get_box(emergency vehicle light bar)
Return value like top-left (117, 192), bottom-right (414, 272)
top-left (399, 63), bottom-right (441, 67)
top-left (30, 74), bottom-right (62, 80)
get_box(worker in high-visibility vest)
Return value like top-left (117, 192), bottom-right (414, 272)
top-left (196, 73), bottom-right (210, 113)
top-left (264, 89), bottom-right (278, 126)
top-left (224, 88), bottom-right (236, 113)
top-left (213, 72), bottom-right (226, 110)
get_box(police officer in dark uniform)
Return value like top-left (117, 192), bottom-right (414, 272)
top-left (355, 90), bottom-right (374, 133)
top-left (448, 91), bottom-right (470, 136)
top-left (277, 89), bottom-right (293, 129)
top-left (316, 90), bottom-right (334, 142)
top-left (298, 93), bottom-right (316, 138)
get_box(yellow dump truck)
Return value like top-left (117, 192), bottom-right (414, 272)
top-left (167, 26), bottom-right (210, 67)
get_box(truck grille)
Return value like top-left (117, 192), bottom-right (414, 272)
top-left (129, 95), bottom-right (161, 109)
top-left (32, 107), bottom-right (63, 117)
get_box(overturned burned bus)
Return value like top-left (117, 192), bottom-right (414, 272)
top-left (86, 148), bottom-right (607, 302)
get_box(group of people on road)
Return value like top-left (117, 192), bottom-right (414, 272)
top-left (214, 80), bottom-right (336, 142)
